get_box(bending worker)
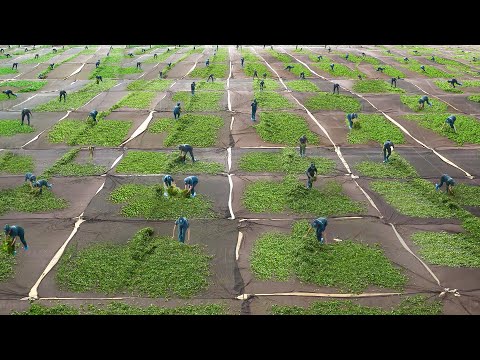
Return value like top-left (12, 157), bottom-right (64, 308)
top-left (21, 108), bottom-right (32, 126)
top-left (59, 90), bottom-right (67, 102)
top-left (418, 95), bottom-right (432, 109)
top-left (299, 134), bottom-right (307, 157)
top-left (33, 179), bottom-right (53, 194)
top-left (435, 174), bottom-right (455, 194)
top-left (179, 144), bottom-right (195, 163)
top-left (173, 102), bottom-right (181, 119)
top-left (304, 217), bottom-right (328, 244)
top-left (184, 175), bottom-right (199, 197)
top-left (383, 140), bottom-right (394, 163)
top-left (306, 162), bottom-right (318, 189)
top-left (25, 172), bottom-right (37, 188)
top-left (172, 216), bottom-right (190, 244)
top-left (445, 115), bottom-right (457, 133)
top-left (163, 174), bottom-right (174, 197)
top-left (346, 112), bottom-right (358, 130)
top-left (4, 224), bottom-right (28, 252)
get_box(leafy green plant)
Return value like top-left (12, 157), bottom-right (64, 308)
top-left (253, 91), bottom-right (294, 109)
top-left (110, 184), bottom-right (216, 219)
top-left (370, 178), bottom-right (455, 218)
top-left (313, 58), bottom-right (365, 79)
top-left (243, 175), bottom-right (365, 215)
top-left (347, 114), bottom-right (406, 144)
top-left (149, 114), bottom-right (224, 147)
top-left (0, 151), bottom-right (34, 174)
top-left (253, 79), bottom-right (279, 91)
top-left (55, 227), bottom-right (212, 298)
top-left (352, 80), bottom-right (405, 93)
top-left (22, 47), bottom-right (68, 64)
top-left (468, 95), bottom-right (480, 103)
top-left (355, 152), bottom-right (418, 178)
top-left (403, 113), bottom-right (480, 145)
top-left (0, 242), bottom-right (15, 282)
top-left (126, 79), bottom-right (173, 91)
top-left (271, 295), bottom-right (441, 315)
top-left (0, 80), bottom-right (47, 93)
top-left (378, 65), bottom-right (405, 78)
top-left (305, 92), bottom-right (361, 112)
top-left (453, 184), bottom-right (480, 206)
top-left (251, 220), bottom-right (406, 293)
top-left (114, 92), bottom-right (156, 109)
top-left (47, 119), bottom-right (132, 146)
top-left (13, 302), bottom-right (228, 315)
top-left (0, 67), bottom-right (18, 75)
top-left (194, 81), bottom-right (225, 91)
top-left (239, 148), bottom-right (335, 174)
top-left (253, 112), bottom-right (319, 146)
top-left (172, 91), bottom-right (223, 111)
top-left (286, 80), bottom-right (320, 92)
top-left (0, 183), bottom-right (67, 216)
top-left (0, 120), bottom-right (35, 136)
top-left (395, 57), bottom-right (455, 78)
top-left (244, 62), bottom-right (272, 78)
top-left (400, 94), bottom-right (448, 112)
top-left (344, 54), bottom-right (380, 65)
top-left (188, 64), bottom-right (229, 79)
top-left (115, 151), bottom-right (224, 174)
top-left (41, 148), bottom-right (106, 177)
top-left (143, 47), bottom-right (181, 63)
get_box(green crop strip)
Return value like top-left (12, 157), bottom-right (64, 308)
top-left (286, 80), bottom-right (320, 92)
top-left (172, 91), bottom-right (223, 111)
top-left (375, 65), bottom-right (405, 78)
top-left (0, 67), bottom-right (18, 75)
top-left (243, 62), bottom-right (272, 78)
top-left (143, 47), bottom-right (181, 63)
top-left (55, 228), bottom-right (212, 298)
top-left (0, 80), bottom-right (47, 93)
top-left (468, 95), bottom-right (480, 103)
top-left (344, 53), bottom-right (380, 65)
top-left (148, 114), bottom-right (224, 147)
top-left (0, 120), bottom-right (35, 136)
top-left (0, 250), bottom-right (15, 282)
top-left (394, 57), bottom-right (455, 78)
top-left (253, 112), bottom-right (319, 146)
top-left (48, 119), bottom-right (132, 146)
top-left (133, 45), bottom-right (163, 55)
top-left (251, 220), bottom-right (406, 293)
top-left (347, 114), bottom-right (406, 145)
top-left (253, 91), bottom-right (294, 109)
top-left (89, 48), bottom-right (142, 79)
top-left (159, 47), bottom-right (204, 75)
top-left (41, 148), bottom-right (106, 177)
top-left (210, 47), bottom-right (228, 62)
top-left (355, 152), bottom-right (418, 178)
top-left (239, 148), bottom-right (335, 174)
top-left (0, 151), bottom-right (34, 174)
top-left (114, 92), bottom-right (156, 109)
top-left (109, 184), bottom-right (216, 219)
top-left (305, 92), bottom-right (361, 112)
top-left (271, 295), bottom-right (441, 315)
top-left (266, 49), bottom-right (311, 77)
top-left (115, 151), bottom-right (224, 175)
top-left (311, 57), bottom-right (365, 79)
top-left (400, 94), bottom-right (448, 112)
top-left (434, 80), bottom-right (480, 94)
top-left (242, 175), bottom-right (365, 215)
top-left (370, 179), bottom-right (456, 218)
top-left (352, 80), bottom-right (405, 93)
top-left (432, 57), bottom-right (472, 71)
top-left (403, 113), bottom-right (480, 145)
top-left (36, 47), bottom-right (96, 79)
top-left (411, 231), bottom-right (480, 267)
top-left (126, 79), bottom-right (173, 91)
top-left (13, 302), bottom-right (228, 315)
top-left (21, 47), bottom-right (68, 64)
top-left (34, 79), bottom-right (117, 111)
top-left (453, 184), bottom-right (480, 206)
top-left (253, 79), bottom-right (280, 91)
top-left (194, 81), bottom-right (225, 91)
top-left (0, 183), bottom-right (68, 216)
top-left (188, 63), bottom-right (229, 79)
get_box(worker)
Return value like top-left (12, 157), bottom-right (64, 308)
top-left (163, 174), bottom-right (174, 197)
top-left (420, 65), bottom-right (426, 72)
top-left (376, 67), bottom-right (385, 72)
top-left (207, 74), bottom-right (214, 82)
top-left (59, 90), bottom-right (67, 102)
top-left (153, 53), bottom-right (158, 59)
top-left (96, 75), bottom-right (103, 84)
top-left (445, 115), bottom-right (457, 133)
top-left (49, 63), bottom-right (55, 70)
top-left (3, 224), bottom-right (28, 253)
top-left (251, 98), bottom-right (258, 121)
top-left (391, 77), bottom-right (397, 87)
top-left (179, 144), bottom-right (195, 163)
top-left (259, 79), bottom-right (265, 91)
top-left (2, 90), bottom-right (18, 99)
top-left (285, 65), bottom-right (294, 71)
top-left (431, 56), bottom-right (435, 62)
top-left (206, 58), bottom-right (210, 66)
top-left (88, 110), bottom-right (98, 123)
top-left (403, 57), bottom-right (409, 62)
top-left (330, 63), bottom-right (335, 70)
top-left (128, 52), bottom-right (134, 57)
top-left (21, 108), bottom-right (32, 126)
top-left (346, 112), bottom-right (358, 130)
top-left (418, 95), bottom-right (432, 109)
top-left (33, 179), bottom-right (53, 194)
top-left (172, 216), bottom-right (190, 244)
top-left (52, 48), bottom-right (57, 53)
top-left (383, 140), bottom-right (394, 163)
top-left (447, 78), bottom-right (462, 88)
top-left (358, 74), bottom-right (362, 80)
top-left (167, 62), bottom-right (172, 68)
top-left (34, 54), bottom-right (39, 59)
top-left (306, 162), bottom-right (318, 189)
top-left (24, 172), bottom-right (37, 188)
top-left (361, 52), bottom-right (366, 57)
top-left (262, 72), bottom-right (267, 79)
top-left (435, 174), bottom-right (455, 194)
top-left (136, 62), bottom-right (141, 69)
top-left (253, 69), bottom-right (258, 79)
top-left (12, 62), bottom-right (18, 70)
top-left (240, 57), bottom-right (245, 67)
top-left (159, 71), bottom-right (163, 79)
top-left (299, 71), bottom-right (306, 79)
top-left (173, 102), bottom-right (181, 119)
top-left (328, 47), bottom-right (331, 53)
top-left (191, 81), bottom-right (196, 95)
top-left (333, 83), bottom-right (340, 94)
top-left (317, 55), bottom-right (323, 61)
top-left (304, 217), bottom-right (328, 244)
top-left (184, 176), bottom-right (199, 197)
top-left (345, 54), bottom-right (349, 60)
top-left (299, 134), bottom-right (307, 157)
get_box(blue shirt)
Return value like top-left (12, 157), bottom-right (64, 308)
top-left (163, 175), bottom-right (173, 184)
top-left (174, 105), bottom-right (180, 113)
top-left (184, 176), bottom-right (198, 186)
top-left (420, 95), bottom-right (429, 102)
top-left (306, 165), bottom-right (317, 177)
top-left (312, 218), bottom-right (328, 231)
top-left (383, 140), bottom-right (394, 150)
top-left (5, 225), bottom-right (23, 237)
top-left (446, 115), bottom-right (456, 124)
top-left (180, 144), bottom-right (193, 152)
top-left (347, 113), bottom-right (357, 121)
top-left (251, 102), bottom-right (257, 110)
top-left (175, 217), bottom-right (189, 229)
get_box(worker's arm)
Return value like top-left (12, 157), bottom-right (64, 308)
top-left (172, 225), bottom-right (176, 238)
top-left (187, 228), bottom-right (191, 243)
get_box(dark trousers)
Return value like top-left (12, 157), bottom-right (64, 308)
top-left (383, 147), bottom-right (391, 161)
top-left (21, 114), bottom-right (30, 125)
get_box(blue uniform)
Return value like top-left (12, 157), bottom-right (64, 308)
top-left (89, 110), bottom-right (98, 122)
top-left (95, 60), bottom-right (100, 68)
top-left (330, 63), bottom-right (335, 70)
top-left (4, 225), bottom-right (28, 250)
top-left (311, 217), bottom-right (328, 244)
top-left (391, 78), bottom-right (397, 87)
top-left (59, 90), bottom-right (67, 102)
top-left (175, 217), bottom-right (189, 243)
top-left (383, 140), bottom-right (394, 162)
top-left (418, 95), bottom-right (432, 108)
top-left (447, 78), bottom-right (462, 88)
top-left (96, 75), bottom-right (103, 83)
top-left (306, 164), bottom-right (318, 189)
top-left (333, 83), bottom-right (340, 94)
top-left (446, 115), bottom-right (456, 130)
top-left (347, 113), bottom-right (358, 129)
top-left (241, 57), bottom-right (244, 67)
top-left (163, 175), bottom-right (173, 187)
top-left (207, 74), bottom-right (214, 82)
top-left (33, 179), bottom-right (52, 194)
top-left (184, 176), bottom-right (199, 197)
top-left (251, 100), bottom-right (258, 121)
top-left (179, 144), bottom-right (195, 162)
top-left (21, 108), bottom-right (32, 125)
top-left (299, 135), bottom-right (307, 157)
top-left (25, 172), bottom-right (37, 183)
top-left (436, 174), bottom-right (455, 192)
top-left (420, 65), bottom-right (426, 72)
top-left (191, 82), bottom-right (196, 95)
top-left (206, 59), bottom-right (210, 66)
top-left (173, 103), bottom-right (181, 119)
